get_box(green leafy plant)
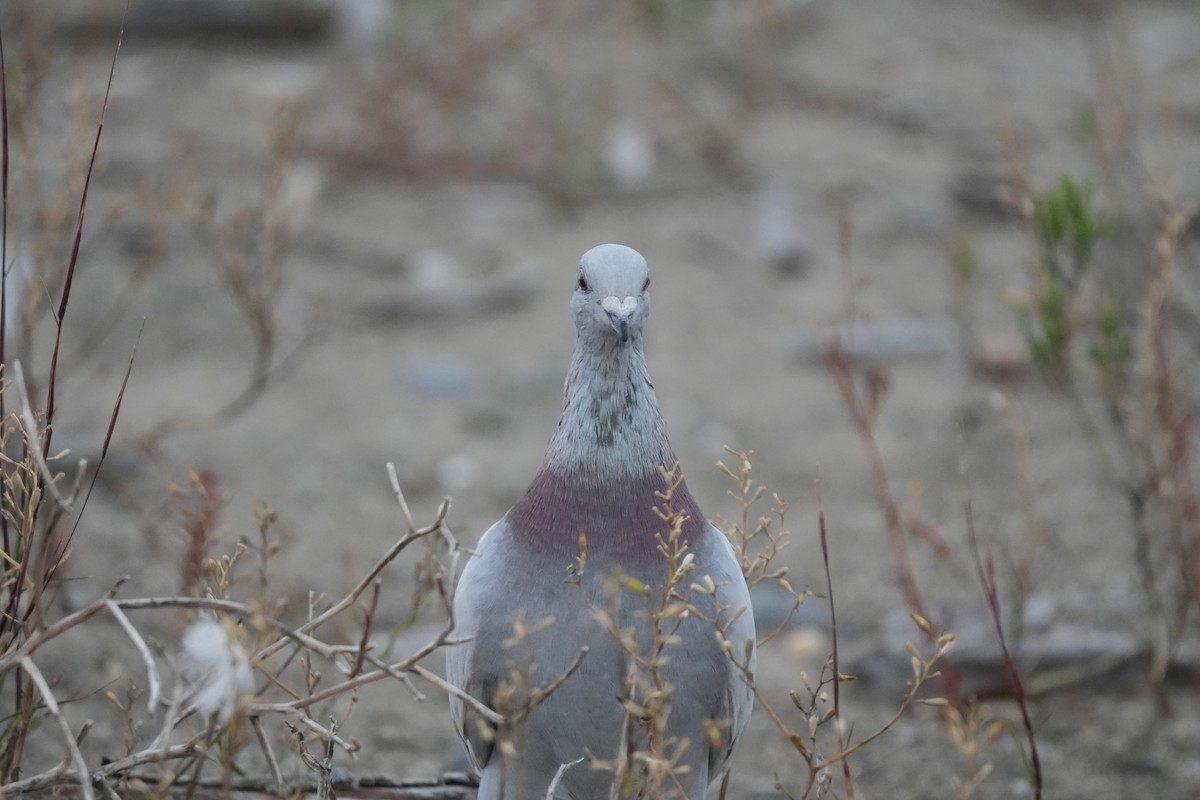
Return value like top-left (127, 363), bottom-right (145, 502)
top-left (1012, 169), bottom-right (1198, 708)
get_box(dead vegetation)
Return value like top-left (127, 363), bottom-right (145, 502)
top-left (1, 2), bottom-right (1198, 798)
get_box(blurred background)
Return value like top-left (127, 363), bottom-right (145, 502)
top-left (3, 0), bottom-right (1200, 796)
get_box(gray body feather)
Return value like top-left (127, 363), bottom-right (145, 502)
top-left (446, 244), bottom-right (755, 799)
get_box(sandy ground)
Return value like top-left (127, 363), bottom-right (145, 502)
top-left (7, 0), bottom-right (1200, 797)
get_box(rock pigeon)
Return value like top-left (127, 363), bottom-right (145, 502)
top-left (447, 244), bottom-right (755, 799)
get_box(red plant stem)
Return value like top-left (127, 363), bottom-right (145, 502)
top-left (0, 25), bottom-right (14, 746)
top-left (1146, 210), bottom-right (1200, 611)
top-left (967, 505), bottom-right (1042, 799)
top-left (816, 480), bottom-right (853, 788)
top-left (0, 22), bottom-right (11, 570)
top-left (50, 322), bottom-right (142, 580)
top-left (826, 353), bottom-right (927, 618)
top-left (11, 13), bottom-right (127, 637)
top-left (824, 346), bottom-right (960, 703)
top-left (43, 30), bottom-right (122, 455)
top-left (817, 481), bottom-right (839, 715)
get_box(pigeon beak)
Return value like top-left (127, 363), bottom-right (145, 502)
top-left (601, 296), bottom-right (637, 342)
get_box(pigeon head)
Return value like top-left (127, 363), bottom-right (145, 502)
top-left (572, 243), bottom-right (651, 345)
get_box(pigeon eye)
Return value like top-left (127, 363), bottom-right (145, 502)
top-left (642, 278), bottom-right (650, 291)
top-left (578, 276), bottom-right (590, 292)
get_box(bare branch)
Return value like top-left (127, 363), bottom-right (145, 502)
top-left (407, 663), bottom-right (502, 726)
top-left (546, 757), bottom-right (586, 800)
top-left (20, 657), bottom-right (94, 800)
top-left (0, 579), bottom-right (127, 673)
top-left (11, 360), bottom-right (80, 509)
top-left (104, 600), bottom-right (160, 711)
top-left (250, 716), bottom-right (284, 788)
top-left (284, 712), bottom-right (357, 755)
top-left (257, 488), bottom-right (452, 661)
top-left (387, 461), bottom-right (417, 533)
top-left (94, 776), bottom-right (122, 800)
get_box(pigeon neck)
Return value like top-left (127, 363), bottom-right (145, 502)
top-left (541, 332), bottom-right (677, 486)
top-left (507, 329), bottom-right (709, 554)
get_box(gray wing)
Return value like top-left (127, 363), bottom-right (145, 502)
top-left (703, 523), bottom-right (757, 778)
top-left (445, 520), bottom-right (508, 774)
